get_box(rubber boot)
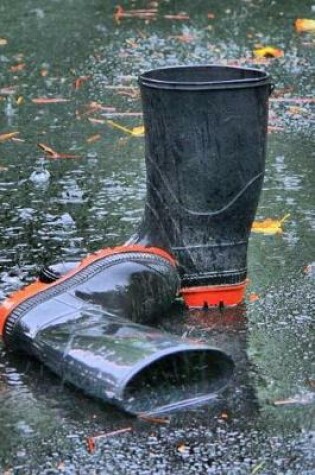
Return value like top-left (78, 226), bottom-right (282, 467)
top-left (130, 65), bottom-right (272, 307)
top-left (0, 247), bottom-right (233, 414)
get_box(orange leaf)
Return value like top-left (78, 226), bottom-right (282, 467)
top-left (252, 214), bottom-right (290, 235)
top-left (0, 131), bottom-right (19, 142)
top-left (86, 437), bottom-right (96, 453)
top-left (32, 97), bottom-right (70, 104)
top-left (295, 18), bottom-right (315, 33)
top-left (249, 293), bottom-right (260, 302)
top-left (253, 47), bottom-right (284, 58)
top-left (10, 63), bottom-right (26, 72)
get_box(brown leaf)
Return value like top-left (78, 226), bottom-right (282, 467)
top-left (0, 131), bottom-right (19, 142)
top-left (164, 13), bottom-right (190, 20)
top-left (207, 13), bottom-right (215, 19)
top-left (37, 143), bottom-right (80, 159)
top-left (87, 437), bottom-right (96, 454)
top-left (137, 414), bottom-right (170, 424)
top-left (32, 97), bottom-right (70, 104)
top-left (86, 134), bottom-right (101, 143)
top-left (10, 63), bottom-right (26, 72)
top-left (73, 76), bottom-right (91, 90)
top-left (177, 443), bottom-right (189, 454)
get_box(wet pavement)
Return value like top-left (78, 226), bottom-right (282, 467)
top-left (0, 0), bottom-right (314, 473)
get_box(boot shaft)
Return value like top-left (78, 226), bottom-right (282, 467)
top-left (137, 66), bottom-right (271, 292)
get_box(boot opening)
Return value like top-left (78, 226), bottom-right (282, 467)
top-left (139, 65), bottom-right (270, 89)
top-left (122, 349), bottom-right (233, 415)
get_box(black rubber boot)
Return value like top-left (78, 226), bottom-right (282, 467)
top-left (0, 247), bottom-right (233, 414)
top-left (130, 65), bottom-right (272, 307)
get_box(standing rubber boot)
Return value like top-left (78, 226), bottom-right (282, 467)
top-left (131, 65), bottom-right (272, 308)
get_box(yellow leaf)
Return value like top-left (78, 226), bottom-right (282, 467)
top-left (253, 46), bottom-right (284, 58)
top-left (131, 125), bottom-right (145, 136)
top-left (0, 131), bottom-right (19, 142)
top-left (107, 120), bottom-right (144, 137)
top-left (252, 214), bottom-right (290, 235)
top-left (295, 18), bottom-right (315, 33)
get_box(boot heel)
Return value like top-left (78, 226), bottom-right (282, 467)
top-left (181, 280), bottom-right (248, 309)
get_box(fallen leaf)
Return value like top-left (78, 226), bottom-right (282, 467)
top-left (0, 131), bottom-right (19, 142)
top-left (138, 414), bottom-right (170, 424)
top-left (40, 69), bottom-right (49, 77)
top-left (220, 412), bottom-right (229, 420)
top-left (86, 134), bottom-right (101, 143)
top-left (114, 6), bottom-right (157, 23)
top-left (252, 214), bottom-right (290, 235)
top-left (0, 86), bottom-right (17, 95)
top-left (10, 63), bottom-right (26, 72)
top-left (177, 443), bottom-right (189, 454)
top-left (131, 125), bottom-right (145, 136)
top-left (171, 33), bottom-right (196, 43)
top-left (32, 97), bottom-right (70, 104)
top-left (87, 436), bottom-right (96, 454)
top-left (207, 13), bottom-right (215, 19)
top-left (0, 166), bottom-right (8, 171)
top-left (268, 125), bottom-right (285, 133)
top-left (249, 293), bottom-right (260, 302)
top-left (107, 120), bottom-right (144, 136)
top-left (303, 262), bottom-right (315, 277)
top-left (253, 47), bottom-right (284, 58)
top-left (73, 75), bottom-right (91, 90)
top-left (88, 117), bottom-right (106, 125)
top-left (16, 96), bottom-right (24, 105)
top-left (251, 462), bottom-right (265, 475)
top-left (295, 18), bottom-right (315, 33)
top-left (37, 143), bottom-right (80, 159)
top-left (164, 13), bottom-right (190, 20)
top-left (87, 427), bottom-right (132, 453)
top-left (0, 38), bottom-right (8, 46)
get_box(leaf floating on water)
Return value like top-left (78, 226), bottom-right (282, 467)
top-left (252, 214), bottom-right (290, 235)
top-left (253, 46), bottom-right (284, 58)
top-left (295, 18), bottom-right (315, 33)
top-left (37, 143), bottom-right (80, 159)
top-left (0, 131), bottom-right (19, 142)
top-left (0, 38), bottom-right (8, 46)
top-left (32, 97), bottom-right (70, 104)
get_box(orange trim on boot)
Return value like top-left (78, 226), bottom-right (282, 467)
top-left (0, 245), bottom-right (176, 337)
top-left (181, 280), bottom-right (248, 309)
